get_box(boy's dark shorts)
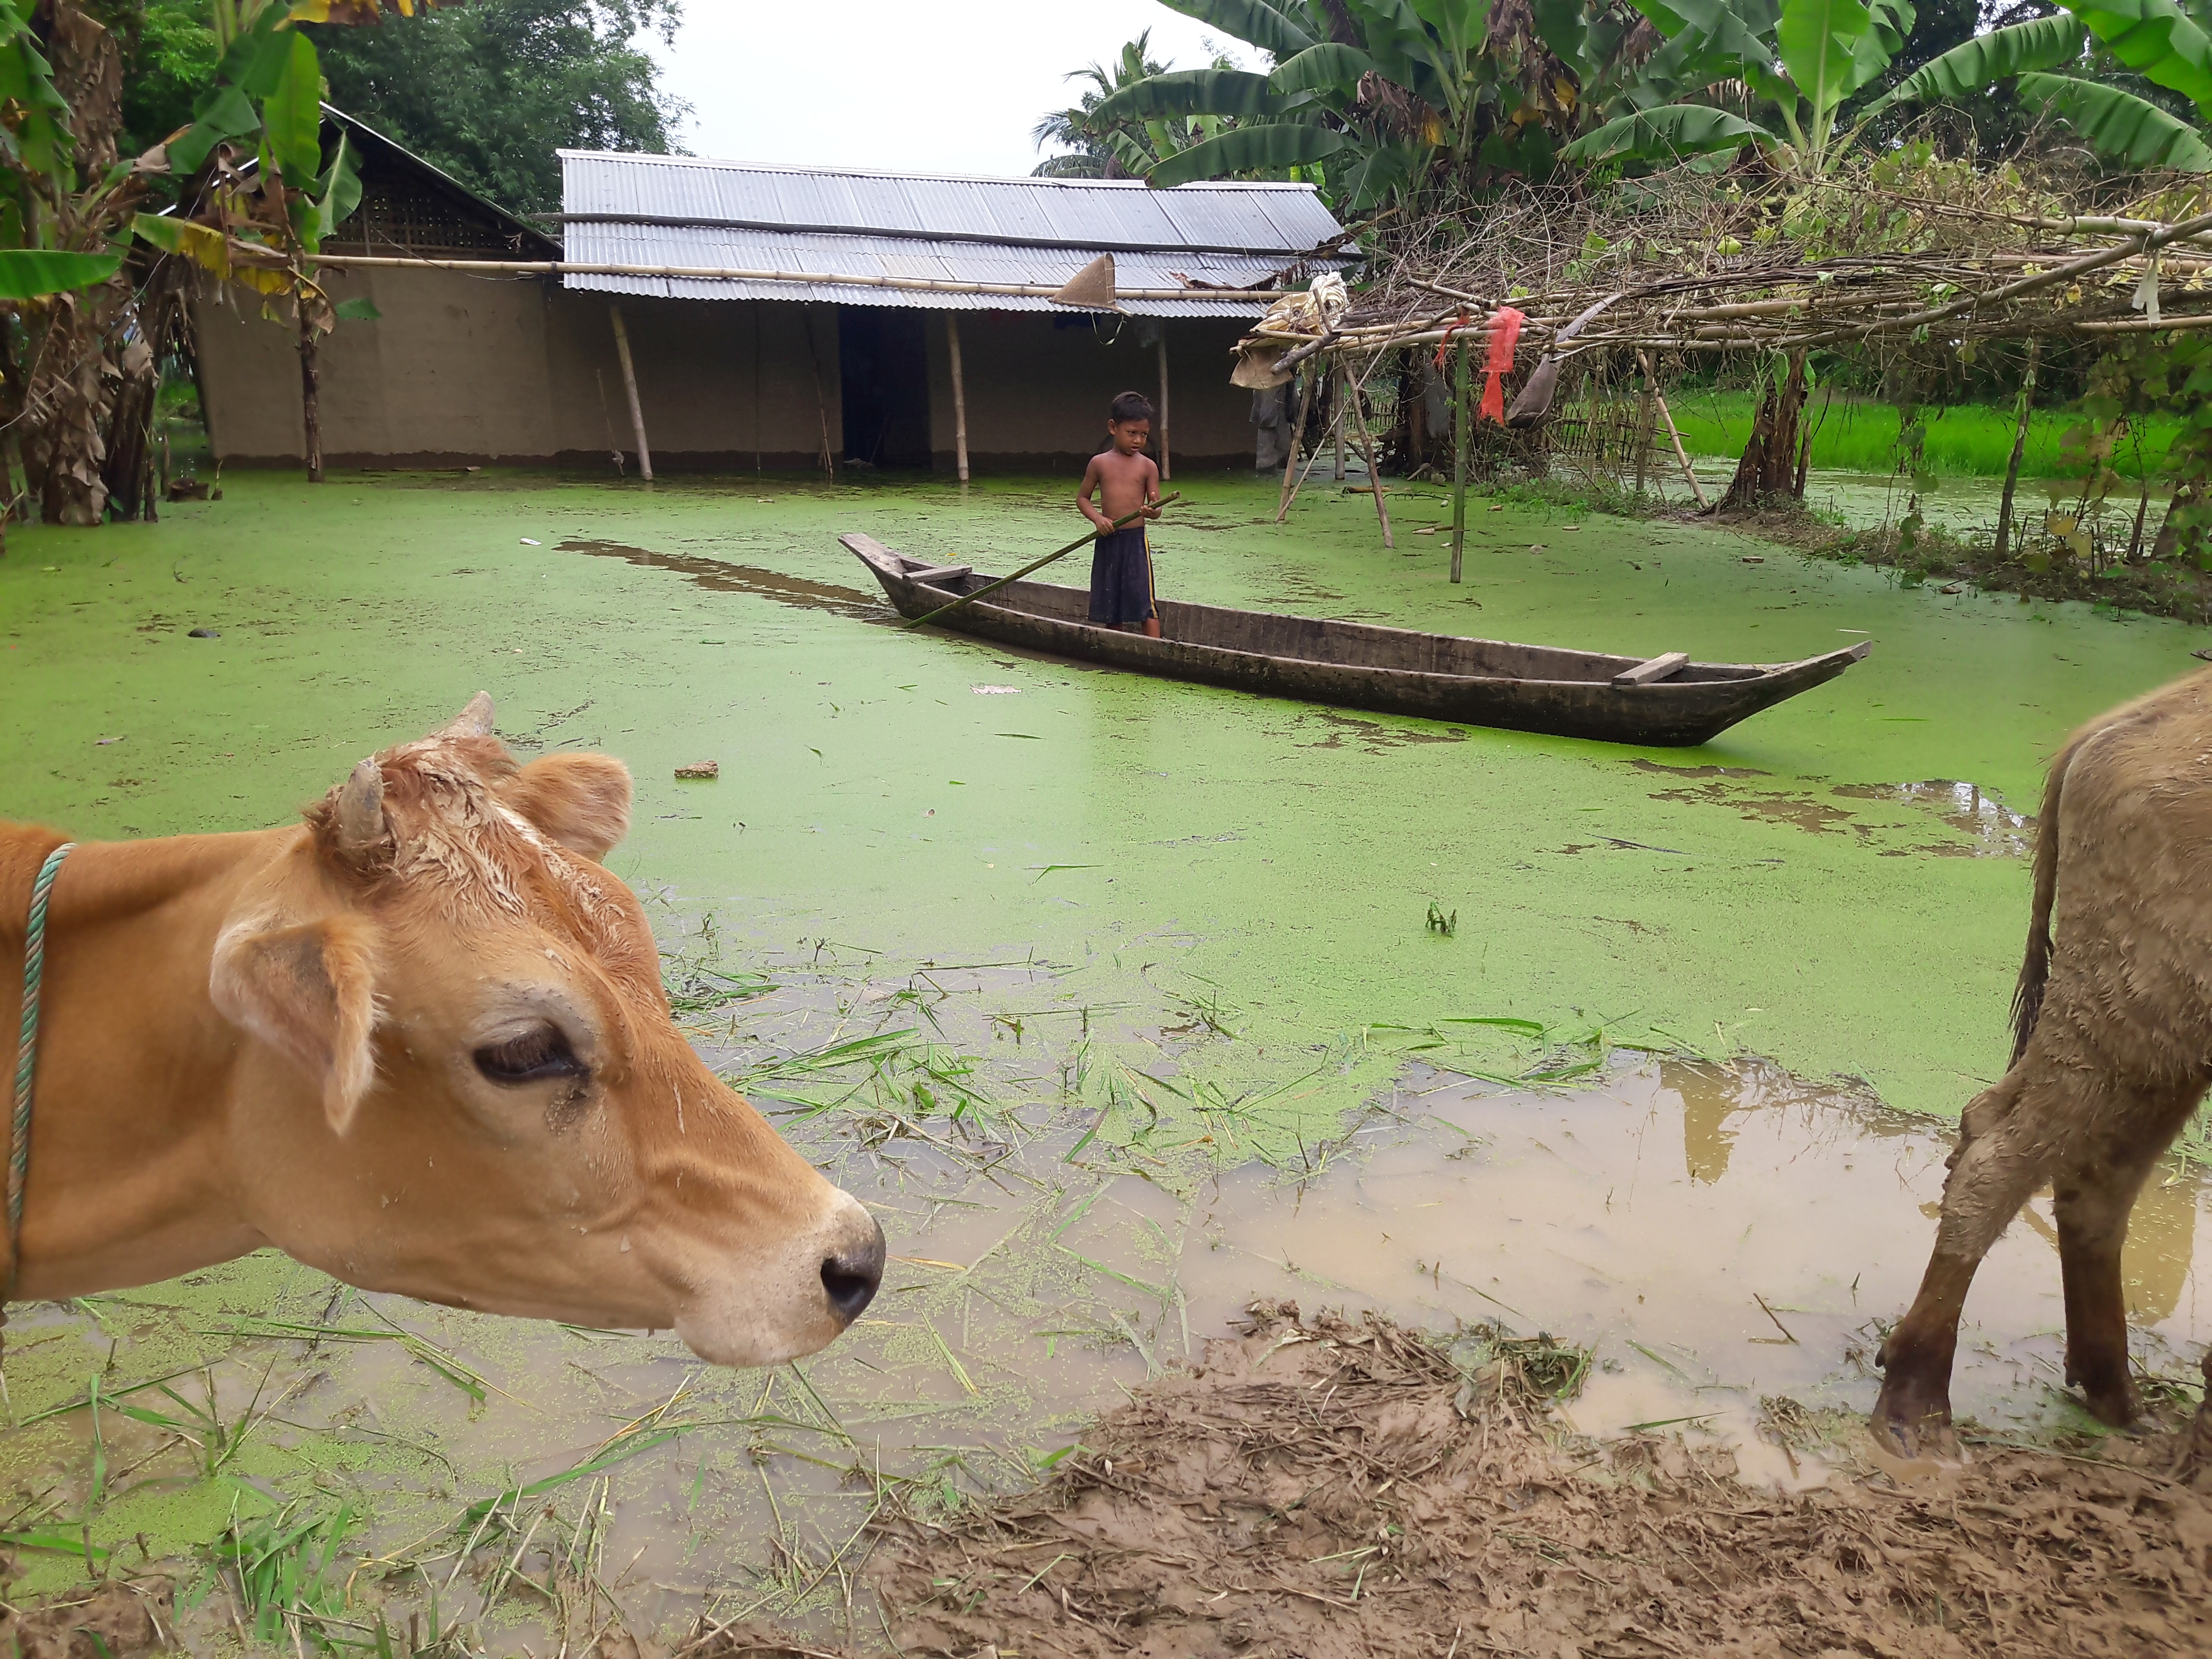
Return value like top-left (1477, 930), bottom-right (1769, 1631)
top-left (1089, 527), bottom-right (1154, 625)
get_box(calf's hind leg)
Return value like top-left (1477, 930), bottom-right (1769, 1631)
top-left (2052, 1083), bottom-right (2203, 1426)
top-left (1873, 1071), bottom-right (2055, 1455)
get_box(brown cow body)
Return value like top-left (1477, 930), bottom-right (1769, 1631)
top-left (0, 697), bottom-right (882, 1366)
top-left (1874, 669), bottom-right (2212, 1454)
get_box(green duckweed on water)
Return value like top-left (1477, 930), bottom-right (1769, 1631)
top-left (2, 468), bottom-right (2207, 1648)
top-left (4, 468), bottom-right (2191, 1117)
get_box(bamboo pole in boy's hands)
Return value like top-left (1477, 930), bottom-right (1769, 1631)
top-left (902, 494), bottom-right (1182, 630)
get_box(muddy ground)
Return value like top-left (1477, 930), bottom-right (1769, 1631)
top-left (705, 1304), bottom-right (2212, 1659)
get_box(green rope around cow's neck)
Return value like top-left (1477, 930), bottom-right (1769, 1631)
top-left (9, 842), bottom-right (71, 1295)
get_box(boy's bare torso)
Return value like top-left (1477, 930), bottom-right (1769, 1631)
top-left (1080, 448), bottom-right (1160, 529)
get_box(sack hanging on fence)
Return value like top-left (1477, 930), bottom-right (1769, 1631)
top-left (1481, 306), bottom-right (1527, 423)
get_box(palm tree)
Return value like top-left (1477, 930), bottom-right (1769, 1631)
top-left (1033, 32), bottom-right (1247, 180)
top-left (1033, 34), bottom-right (1173, 177)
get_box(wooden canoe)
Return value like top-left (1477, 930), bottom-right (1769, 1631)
top-left (842, 532), bottom-right (1870, 748)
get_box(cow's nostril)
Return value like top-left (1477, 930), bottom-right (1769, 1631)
top-left (820, 1221), bottom-right (885, 1325)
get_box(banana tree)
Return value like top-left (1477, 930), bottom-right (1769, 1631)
top-left (133, 0), bottom-right (443, 482)
top-left (1871, 3), bottom-right (2212, 170)
top-left (0, 0), bottom-right (172, 528)
top-left (1084, 0), bottom-right (1621, 207)
top-left (1563, 0), bottom-right (1915, 175)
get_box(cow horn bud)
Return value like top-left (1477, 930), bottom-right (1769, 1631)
top-left (334, 757), bottom-right (386, 853)
top-left (433, 691), bottom-right (496, 741)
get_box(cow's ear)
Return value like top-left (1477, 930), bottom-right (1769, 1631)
top-left (211, 912), bottom-right (383, 1135)
top-left (502, 753), bottom-right (632, 861)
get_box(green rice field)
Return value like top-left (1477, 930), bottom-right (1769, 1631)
top-left (1667, 389), bottom-right (2182, 480)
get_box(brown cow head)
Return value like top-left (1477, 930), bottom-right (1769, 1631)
top-left (208, 694), bottom-right (882, 1366)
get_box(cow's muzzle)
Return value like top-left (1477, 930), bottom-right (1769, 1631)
top-left (820, 1214), bottom-right (886, 1326)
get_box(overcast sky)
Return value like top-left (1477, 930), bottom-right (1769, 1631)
top-left (647, 2), bottom-right (1260, 177)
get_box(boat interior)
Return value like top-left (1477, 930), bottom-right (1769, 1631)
top-left (871, 546), bottom-right (1775, 686)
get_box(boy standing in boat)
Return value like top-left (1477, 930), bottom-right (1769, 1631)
top-left (1077, 391), bottom-right (1163, 638)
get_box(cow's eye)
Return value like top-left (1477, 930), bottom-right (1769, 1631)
top-left (474, 1023), bottom-right (586, 1086)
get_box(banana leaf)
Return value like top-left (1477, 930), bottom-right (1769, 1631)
top-left (1867, 15), bottom-right (2089, 110)
top-left (2062, 0), bottom-right (2212, 112)
top-left (0, 248), bottom-right (121, 298)
top-left (1354, 0), bottom-right (1463, 112)
top-left (1561, 102), bottom-right (1773, 162)
top-left (1271, 41), bottom-right (1378, 95)
top-left (168, 83), bottom-right (258, 175)
top-left (1868, 0), bottom-right (1916, 60)
top-left (1776, 0), bottom-right (1885, 116)
top-left (1628, 0), bottom-right (1792, 103)
top-left (1146, 122), bottom-right (1348, 187)
top-left (1337, 138), bottom-right (1424, 209)
top-left (2017, 70), bottom-right (2212, 167)
top-left (1154, 0), bottom-right (1317, 59)
top-left (1533, 0), bottom-right (1594, 73)
top-left (259, 29), bottom-right (324, 186)
top-left (1410, 0), bottom-right (1491, 59)
top-left (1094, 68), bottom-right (1288, 122)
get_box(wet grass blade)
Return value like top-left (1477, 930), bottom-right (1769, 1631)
top-left (457, 1426), bottom-right (687, 1529)
top-left (233, 1317), bottom-right (493, 1407)
top-left (924, 1321), bottom-right (978, 1396)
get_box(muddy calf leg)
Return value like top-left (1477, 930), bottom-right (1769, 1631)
top-left (2054, 1090), bottom-right (2201, 1426)
top-left (1873, 1072), bottom-right (2050, 1456)
top-left (2053, 1148), bottom-right (2162, 1426)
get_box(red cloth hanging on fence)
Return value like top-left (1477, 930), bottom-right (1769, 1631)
top-left (1479, 305), bottom-right (1526, 423)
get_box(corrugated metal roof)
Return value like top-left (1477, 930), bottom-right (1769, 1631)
top-left (557, 152), bottom-right (1352, 312)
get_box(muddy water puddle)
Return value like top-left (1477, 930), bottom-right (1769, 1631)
top-left (1177, 1062), bottom-right (2207, 1472)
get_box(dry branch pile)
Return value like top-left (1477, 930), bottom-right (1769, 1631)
top-left (1244, 164), bottom-right (2212, 375)
top-left (703, 1303), bottom-right (2212, 1659)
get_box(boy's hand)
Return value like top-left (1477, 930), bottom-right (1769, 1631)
top-left (1138, 500), bottom-right (1162, 520)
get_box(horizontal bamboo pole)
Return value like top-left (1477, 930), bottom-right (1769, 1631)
top-left (2071, 312), bottom-right (2212, 333)
top-left (305, 252), bottom-right (1291, 302)
top-left (2007, 213), bottom-right (2212, 246)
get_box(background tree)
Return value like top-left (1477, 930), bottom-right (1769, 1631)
top-left (1082, 0), bottom-right (1675, 209)
top-left (306, 0), bottom-right (686, 216)
top-left (106, 0), bottom-right (219, 156)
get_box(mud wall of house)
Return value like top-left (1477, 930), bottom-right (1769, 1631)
top-left (194, 275), bottom-right (835, 469)
top-left (540, 291), bottom-right (836, 472)
top-left (922, 312), bottom-right (1257, 473)
top-left (194, 275), bottom-right (1257, 472)
top-left (193, 266), bottom-right (561, 466)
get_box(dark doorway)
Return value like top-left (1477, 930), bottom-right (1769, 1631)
top-left (838, 309), bottom-right (931, 467)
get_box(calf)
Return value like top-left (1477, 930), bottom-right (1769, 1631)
top-left (1, 695), bottom-right (882, 1366)
top-left (1874, 669), bottom-right (2212, 1454)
